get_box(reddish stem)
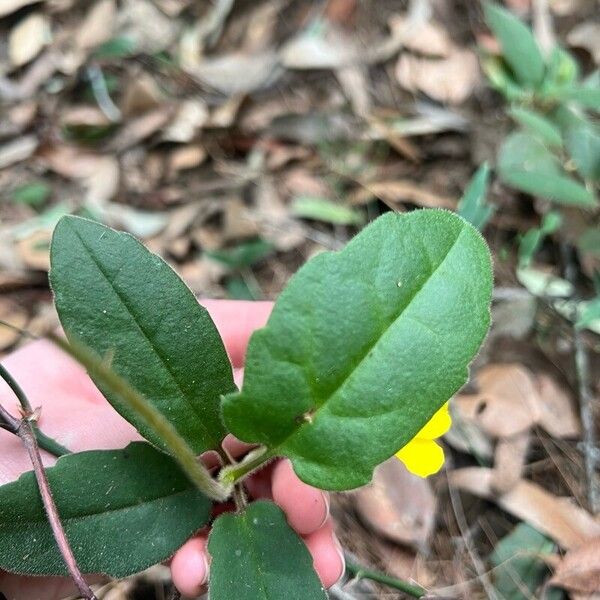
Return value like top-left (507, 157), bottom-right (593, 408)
top-left (17, 419), bottom-right (98, 600)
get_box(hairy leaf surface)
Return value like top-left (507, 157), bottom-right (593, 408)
top-left (0, 443), bottom-right (211, 577)
top-left (208, 501), bottom-right (326, 600)
top-left (223, 210), bottom-right (493, 490)
top-left (50, 216), bottom-right (235, 454)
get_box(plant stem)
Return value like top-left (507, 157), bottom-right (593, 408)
top-left (219, 446), bottom-right (274, 486)
top-left (0, 363), bottom-right (71, 458)
top-left (345, 561), bottom-right (426, 598)
top-left (18, 419), bottom-right (98, 600)
top-left (48, 334), bottom-right (230, 502)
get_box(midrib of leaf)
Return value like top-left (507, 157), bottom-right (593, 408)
top-left (0, 486), bottom-right (195, 526)
top-left (273, 226), bottom-right (467, 450)
top-left (70, 225), bottom-right (220, 450)
top-left (240, 511), bottom-right (270, 600)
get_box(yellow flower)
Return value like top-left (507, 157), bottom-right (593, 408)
top-left (395, 402), bottom-right (451, 477)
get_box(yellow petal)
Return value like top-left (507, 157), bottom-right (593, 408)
top-left (416, 402), bottom-right (452, 440)
top-left (395, 438), bottom-right (445, 478)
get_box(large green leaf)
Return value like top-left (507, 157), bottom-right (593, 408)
top-left (0, 442), bottom-right (211, 577)
top-left (50, 216), bottom-right (235, 454)
top-left (483, 3), bottom-right (545, 88)
top-left (208, 501), bottom-right (327, 600)
top-left (223, 210), bottom-right (493, 490)
top-left (498, 132), bottom-right (598, 208)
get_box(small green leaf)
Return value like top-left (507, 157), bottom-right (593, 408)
top-left (483, 2), bottom-right (545, 88)
top-left (226, 277), bottom-right (259, 300)
top-left (509, 107), bottom-right (563, 147)
top-left (542, 47), bottom-right (579, 96)
top-left (518, 211), bottom-right (561, 268)
top-left (577, 296), bottom-right (600, 331)
top-left (490, 523), bottom-right (555, 600)
top-left (208, 501), bottom-right (327, 600)
top-left (565, 123), bottom-right (600, 181)
top-left (0, 442), bottom-right (212, 577)
top-left (93, 36), bottom-right (136, 59)
top-left (481, 55), bottom-right (527, 101)
top-left (458, 163), bottom-right (495, 230)
top-left (11, 183), bottom-right (51, 207)
top-left (223, 210), bottom-right (492, 490)
top-left (207, 239), bottom-right (274, 269)
top-left (292, 196), bottom-right (364, 226)
top-left (498, 132), bottom-right (597, 207)
top-left (50, 216), bottom-right (235, 455)
top-left (558, 85), bottom-right (600, 111)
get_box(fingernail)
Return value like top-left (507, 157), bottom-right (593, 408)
top-left (319, 492), bottom-right (330, 528)
top-left (201, 551), bottom-right (210, 584)
top-left (332, 533), bottom-right (346, 582)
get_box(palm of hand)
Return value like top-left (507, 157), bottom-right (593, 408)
top-left (0, 301), bottom-right (343, 599)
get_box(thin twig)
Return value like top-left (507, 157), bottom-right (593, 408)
top-left (345, 561), bottom-right (426, 598)
top-left (0, 366), bottom-right (96, 600)
top-left (0, 363), bottom-right (71, 457)
top-left (561, 243), bottom-right (599, 513)
top-left (447, 474), bottom-right (499, 600)
top-left (17, 419), bottom-right (98, 600)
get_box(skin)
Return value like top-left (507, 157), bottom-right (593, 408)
top-left (0, 300), bottom-right (344, 599)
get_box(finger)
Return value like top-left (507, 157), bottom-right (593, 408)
top-left (271, 460), bottom-right (329, 536)
top-left (304, 519), bottom-right (345, 589)
top-left (170, 535), bottom-right (209, 598)
top-left (201, 300), bottom-right (272, 368)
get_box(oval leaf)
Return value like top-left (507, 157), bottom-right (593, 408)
top-left (50, 216), bottom-right (235, 454)
top-left (0, 442), bottom-right (212, 577)
top-left (484, 2), bottom-right (545, 88)
top-left (499, 132), bottom-right (598, 208)
top-left (223, 210), bottom-right (493, 490)
top-left (208, 501), bottom-right (327, 600)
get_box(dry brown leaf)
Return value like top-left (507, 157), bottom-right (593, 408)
top-left (454, 364), bottom-right (540, 438)
top-left (60, 105), bottom-right (112, 128)
top-left (355, 458), bottom-right (436, 550)
top-left (551, 538), bottom-right (600, 593)
top-left (567, 23), bottom-right (600, 65)
top-left (108, 107), bottom-right (174, 153)
top-left (121, 74), bottom-right (163, 117)
top-left (76, 0), bottom-right (116, 51)
top-left (388, 15), bottom-right (452, 57)
top-left (490, 430), bottom-right (531, 495)
top-left (0, 0), bottom-right (42, 17)
top-left (16, 229), bottom-right (51, 271)
top-left (449, 467), bottom-right (600, 549)
top-left (395, 48), bottom-right (480, 105)
top-left (9, 13), bottom-right (51, 68)
top-left (535, 374), bottom-right (581, 438)
top-left (191, 51), bottom-right (280, 95)
top-left (162, 100), bottom-right (209, 143)
top-left (40, 144), bottom-right (105, 179)
top-left (0, 300), bottom-right (27, 351)
top-left (223, 198), bottom-right (260, 241)
top-left (350, 179), bottom-right (455, 209)
top-left (167, 144), bottom-right (207, 177)
top-left (0, 135), bottom-right (38, 170)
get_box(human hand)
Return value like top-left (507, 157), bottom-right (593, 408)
top-left (0, 300), bottom-right (344, 599)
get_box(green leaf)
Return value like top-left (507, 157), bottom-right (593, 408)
top-left (483, 2), bottom-right (545, 88)
top-left (0, 442), bottom-right (211, 577)
top-left (93, 36), bottom-right (136, 59)
top-left (542, 47), bottom-right (579, 96)
top-left (577, 296), bottom-right (600, 331)
top-left (490, 523), bottom-right (554, 600)
top-left (207, 239), bottom-right (274, 269)
top-left (509, 107), bottom-right (563, 147)
top-left (11, 183), bottom-right (51, 207)
top-left (457, 163), bottom-right (495, 230)
top-left (565, 123), bottom-right (600, 181)
top-left (208, 500), bottom-right (327, 600)
top-left (50, 216), bottom-right (235, 454)
top-left (558, 85), bottom-right (600, 111)
top-left (481, 55), bottom-right (527, 101)
top-left (518, 211), bottom-right (561, 268)
top-left (498, 132), bottom-right (598, 207)
top-left (223, 210), bottom-right (492, 490)
top-left (292, 196), bottom-right (364, 226)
